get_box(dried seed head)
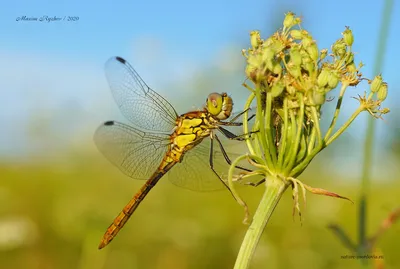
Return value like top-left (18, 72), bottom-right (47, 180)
top-left (317, 68), bottom-right (329, 87)
top-left (342, 27), bottom-right (354, 46)
top-left (327, 70), bottom-right (339, 89)
top-left (370, 74), bottom-right (383, 93)
top-left (320, 49), bottom-right (328, 61)
top-left (377, 82), bottom-right (388, 101)
top-left (290, 29), bottom-right (303, 40)
top-left (332, 39), bottom-right (347, 58)
top-left (271, 81), bottom-right (285, 97)
top-left (283, 12), bottom-right (296, 28)
top-left (306, 42), bottom-right (319, 62)
top-left (250, 31), bottom-right (261, 49)
top-left (290, 47), bottom-right (302, 66)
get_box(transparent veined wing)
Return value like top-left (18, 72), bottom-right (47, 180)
top-left (94, 120), bottom-right (252, 191)
top-left (94, 120), bottom-right (170, 180)
top-left (167, 137), bottom-right (227, 191)
top-left (167, 131), bottom-right (256, 191)
top-left (104, 56), bottom-right (178, 132)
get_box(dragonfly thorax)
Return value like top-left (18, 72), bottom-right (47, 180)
top-left (205, 92), bottom-right (233, 120)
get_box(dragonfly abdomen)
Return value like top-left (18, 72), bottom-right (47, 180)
top-left (98, 163), bottom-right (176, 249)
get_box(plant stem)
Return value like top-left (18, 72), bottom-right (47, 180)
top-left (324, 83), bottom-right (348, 141)
top-left (359, 2), bottom-right (393, 269)
top-left (243, 92), bottom-right (256, 156)
top-left (326, 106), bottom-right (363, 146)
top-left (234, 175), bottom-right (288, 269)
top-left (361, 0), bottom-right (393, 197)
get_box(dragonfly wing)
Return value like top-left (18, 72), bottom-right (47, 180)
top-left (105, 56), bottom-right (178, 132)
top-left (167, 134), bottom-right (253, 192)
top-left (94, 120), bottom-right (170, 180)
top-left (167, 137), bottom-right (225, 191)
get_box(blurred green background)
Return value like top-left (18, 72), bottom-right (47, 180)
top-left (1, 1), bottom-right (399, 268)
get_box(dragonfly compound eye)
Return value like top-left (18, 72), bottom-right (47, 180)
top-left (206, 92), bottom-right (232, 120)
top-left (206, 93), bottom-right (223, 116)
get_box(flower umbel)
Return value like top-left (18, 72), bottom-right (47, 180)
top-left (231, 12), bottom-right (390, 234)
top-left (231, 12), bottom-right (390, 269)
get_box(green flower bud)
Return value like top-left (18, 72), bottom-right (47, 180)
top-left (245, 65), bottom-right (264, 84)
top-left (289, 47), bottom-right (302, 66)
top-left (272, 61), bottom-right (282, 75)
top-left (290, 29), bottom-right (302, 40)
top-left (262, 46), bottom-right (275, 62)
top-left (346, 63), bottom-right (357, 73)
top-left (306, 42), bottom-right (319, 61)
top-left (302, 37), bottom-right (312, 47)
top-left (370, 74), bottom-right (383, 93)
top-left (288, 64), bottom-right (301, 78)
top-left (283, 12), bottom-right (295, 28)
top-left (270, 81), bottom-right (285, 97)
top-left (294, 17), bottom-right (302, 25)
top-left (317, 68), bottom-right (329, 87)
top-left (380, 108), bottom-right (390, 114)
top-left (247, 53), bottom-right (263, 68)
top-left (245, 65), bottom-right (256, 79)
top-left (302, 56), bottom-right (314, 74)
top-left (344, 52), bottom-right (354, 65)
top-left (320, 49), bottom-right (328, 61)
top-left (332, 39), bottom-right (346, 58)
top-left (312, 90), bottom-right (326, 105)
top-left (250, 31), bottom-right (261, 48)
top-left (270, 39), bottom-right (285, 55)
top-left (327, 71), bottom-right (339, 89)
top-left (303, 62), bottom-right (315, 74)
top-left (342, 27), bottom-right (354, 46)
top-left (377, 82), bottom-right (388, 101)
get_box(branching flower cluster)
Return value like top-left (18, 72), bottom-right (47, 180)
top-left (229, 12), bottom-right (390, 219)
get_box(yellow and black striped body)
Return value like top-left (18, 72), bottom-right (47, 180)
top-left (98, 105), bottom-right (231, 249)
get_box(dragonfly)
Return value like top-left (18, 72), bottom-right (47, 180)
top-left (94, 56), bottom-right (251, 249)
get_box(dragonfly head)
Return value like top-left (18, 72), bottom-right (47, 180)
top-left (205, 92), bottom-right (233, 120)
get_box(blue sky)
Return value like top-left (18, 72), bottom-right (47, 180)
top-left (0, 0), bottom-right (399, 176)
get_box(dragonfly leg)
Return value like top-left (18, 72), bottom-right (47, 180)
top-left (218, 116), bottom-right (255, 127)
top-left (214, 134), bottom-right (266, 187)
top-left (208, 136), bottom-right (235, 191)
top-left (213, 134), bottom-right (252, 173)
top-left (228, 108), bottom-right (255, 123)
top-left (218, 126), bottom-right (258, 141)
top-left (245, 178), bottom-right (266, 187)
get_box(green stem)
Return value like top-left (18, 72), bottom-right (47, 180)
top-left (289, 106), bottom-right (364, 177)
top-left (243, 92), bottom-right (256, 156)
top-left (311, 106), bottom-right (323, 147)
top-left (289, 142), bottom-right (323, 178)
top-left (325, 106), bottom-right (363, 146)
top-left (324, 83), bottom-right (349, 141)
top-left (283, 110), bottom-right (297, 169)
top-left (307, 126), bottom-right (316, 154)
top-left (265, 92), bottom-right (277, 165)
top-left (255, 87), bottom-right (271, 167)
top-left (277, 98), bottom-right (289, 170)
top-left (233, 175), bottom-right (288, 269)
top-left (361, 0), bottom-right (393, 197)
top-left (285, 93), bottom-right (304, 173)
top-left (359, 3), bottom-right (393, 268)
